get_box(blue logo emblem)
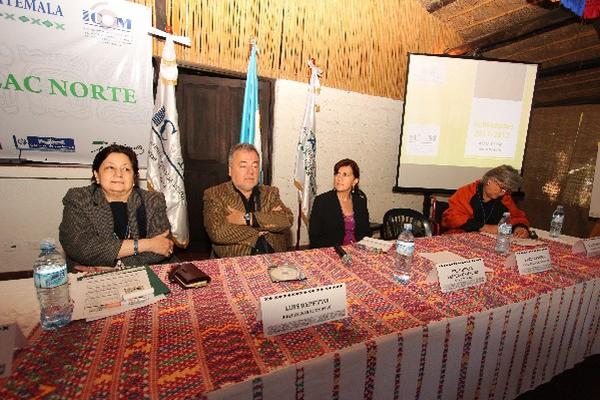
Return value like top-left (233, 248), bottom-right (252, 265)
top-left (82, 3), bottom-right (132, 31)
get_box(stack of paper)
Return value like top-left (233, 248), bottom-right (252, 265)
top-left (70, 266), bottom-right (169, 321)
top-left (357, 237), bottom-right (394, 253)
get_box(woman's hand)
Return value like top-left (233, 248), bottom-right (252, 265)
top-left (479, 224), bottom-right (498, 234)
top-left (513, 226), bottom-right (529, 238)
top-left (144, 230), bottom-right (173, 257)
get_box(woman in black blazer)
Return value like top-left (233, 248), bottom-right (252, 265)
top-left (309, 159), bottom-right (370, 248)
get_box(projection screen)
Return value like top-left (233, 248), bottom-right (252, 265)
top-left (395, 54), bottom-right (538, 191)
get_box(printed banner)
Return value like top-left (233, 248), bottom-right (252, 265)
top-left (0, 0), bottom-right (153, 165)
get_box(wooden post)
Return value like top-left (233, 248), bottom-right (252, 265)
top-left (154, 0), bottom-right (167, 31)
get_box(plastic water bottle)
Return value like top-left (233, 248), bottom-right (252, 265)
top-left (33, 239), bottom-right (73, 330)
top-left (495, 212), bottom-right (512, 255)
top-left (549, 205), bottom-right (564, 238)
top-left (394, 223), bottom-right (415, 284)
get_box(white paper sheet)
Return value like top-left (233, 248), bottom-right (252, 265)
top-left (421, 252), bottom-right (492, 283)
top-left (71, 267), bottom-right (162, 321)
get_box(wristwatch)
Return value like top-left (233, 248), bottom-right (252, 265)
top-left (244, 212), bottom-right (251, 226)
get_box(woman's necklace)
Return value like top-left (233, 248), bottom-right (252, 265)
top-left (477, 192), bottom-right (495, 224)
top-left (112, 225), bottom-right (131, 241)
top-left (337, 193), bottom-right (353, 216)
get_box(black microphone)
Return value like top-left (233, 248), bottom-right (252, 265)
top-left (334, 245), bottom-right (352, 265)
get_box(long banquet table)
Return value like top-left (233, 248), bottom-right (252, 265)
top-left (1, 232), bottom-right (599, 399)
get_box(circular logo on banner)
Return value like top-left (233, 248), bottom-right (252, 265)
top-left (90, 2), bottom-right (118, 28)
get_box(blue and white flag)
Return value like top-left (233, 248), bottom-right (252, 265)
top-left (294, 60), bottom-right (321, 224)
top-left (240, 43), bottom-right (262, 162)
top-left (147, 35), bottom-right (189, 247)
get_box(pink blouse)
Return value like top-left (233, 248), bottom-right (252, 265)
top-left (342, 214), bottom-right (356, 245)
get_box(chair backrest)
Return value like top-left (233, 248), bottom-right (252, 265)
top-left (430, 198), bottom-right (449, 235)
top-left (380, 208), bottom-right (432, 240)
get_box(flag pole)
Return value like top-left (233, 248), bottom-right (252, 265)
top-left (296, 203), bottom-right (302, 249)
top-left (296, 58), bottom-right (321, 250)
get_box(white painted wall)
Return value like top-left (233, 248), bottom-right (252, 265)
top-left (271, 80), bottom-right (422, 246)
top-left (0, 79), bottom-right (423, 272)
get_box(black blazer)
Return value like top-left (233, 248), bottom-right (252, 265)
top-left (309, 190), bottom-right (370, 248)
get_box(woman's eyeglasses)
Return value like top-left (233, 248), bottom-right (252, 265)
top-left (492, 179), bottom-right (510, 194)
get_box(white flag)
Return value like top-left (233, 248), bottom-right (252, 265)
top-left (294, 60), bottom-right (321, 224)
top-left (147, 36), bottom-right (189, 247)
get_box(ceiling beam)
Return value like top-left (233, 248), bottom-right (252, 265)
top-left (538, 59), bottom-right (600, 78)
top-left (479, 17), bottom-right (585, 54)
top-left (445, 8), bottom-right (577, 56)
top-left (425, 0), bottom-right (458, 13)
top-left (533, 96), bottom-right (600, 108)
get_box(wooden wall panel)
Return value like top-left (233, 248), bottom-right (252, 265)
top-left (130, 0), bottom-right (462, 99)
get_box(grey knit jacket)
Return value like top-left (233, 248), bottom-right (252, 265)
top-left (59, 184), bottom-right (171, 267)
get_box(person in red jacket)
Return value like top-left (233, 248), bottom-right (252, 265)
top-left (442, 165), bottom-right (530, 238)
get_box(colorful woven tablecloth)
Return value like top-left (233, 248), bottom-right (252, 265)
top-left (1, 233), bottom-right (599, 399)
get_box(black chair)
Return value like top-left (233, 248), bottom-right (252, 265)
top-left (380, 208), bottom-right (432, 240)
top-left (430, 197), bottom-right (449, 235)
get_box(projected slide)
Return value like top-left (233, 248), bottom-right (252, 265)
top-left (396, 54), bottom-right (537, 190)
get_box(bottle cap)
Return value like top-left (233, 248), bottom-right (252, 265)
top-left (40, 238), bottom-right (56, 251)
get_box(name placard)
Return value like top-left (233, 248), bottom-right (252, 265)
top-left (436, 258), bottom-right (486, 293)
top-left (512, 247), bottom-right (553, 275)
top-left (0, 323), bottom-right (27, 378)
top-left (259, 283), bottom-right (347, 337)
top-left (573, 237), bottom-right (600, 257)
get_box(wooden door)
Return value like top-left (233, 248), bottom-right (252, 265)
top-left (175, 72), bottom-right (273, 251)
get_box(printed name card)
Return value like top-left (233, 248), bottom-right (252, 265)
top-left (259, 283), bottom-right (347, 337)
top-left (508, 247), bottom-right (553, 275)
top-left (572, 237), bottom-right (600, 257)
top-left (436, 258), bottom-right (486, 293)
top-left (0, 323), bottom-right (27, 378)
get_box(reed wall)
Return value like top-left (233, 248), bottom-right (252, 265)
top-left (131, 0), bottom-right (462, 99)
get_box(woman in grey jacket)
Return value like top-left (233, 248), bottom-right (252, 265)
top-left (59, 144), bottom-right (173, 269)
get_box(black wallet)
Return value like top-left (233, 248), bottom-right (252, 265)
top-left (169, 263), bottom-right (211, 289)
